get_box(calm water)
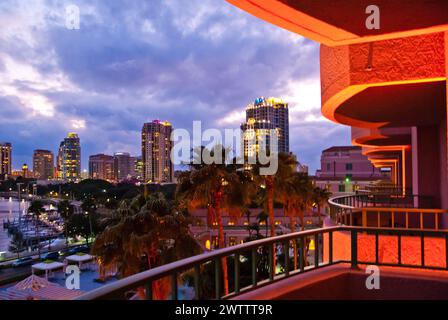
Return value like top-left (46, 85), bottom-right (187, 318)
top-left (0, 198), bottom-right (29, 252)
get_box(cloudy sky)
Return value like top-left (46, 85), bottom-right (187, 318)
top-left (0, 0), bottom-right (350, 174)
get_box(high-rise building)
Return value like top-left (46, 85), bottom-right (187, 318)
top-left (0, 143), bottom-right (12, 180)
top-left (58, 133), bottom-right (81, 181)
top-left (241, 97), bottom-right (289, 160)
top-left (141, 120), bottom-right (173, 183)
top-left (33, 150), bottom-right (54, 180)
top-left (114, 152), bottom-right (133, 182)
top-left (89, 154), bottom-right (114, 182)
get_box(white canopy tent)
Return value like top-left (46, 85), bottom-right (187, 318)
top-left (31, 261), bottom-right (64, 280)
top-left (0, 275), bottom-right (83, 300)
top-left (65, 254), bottom-right (95, 270)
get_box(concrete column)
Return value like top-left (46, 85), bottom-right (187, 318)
top-left (413, 126), bottom-right (442, 208)
top-left (404, 147), bottom-right (413, 195)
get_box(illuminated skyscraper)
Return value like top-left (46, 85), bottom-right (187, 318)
top-left (58, 133), bottom-right (81, 181)
top-left (0, 143), bottom-right (12, 180)
top-left (141, 120), bottom-right (173, 183)
top-left (33, 149), bottom-right (54, 180)
top-left (89, 154), bottom-right (114, 182)
top-left (241, 97), bottom-right (289, 159)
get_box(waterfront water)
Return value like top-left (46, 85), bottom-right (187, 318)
top-left (0, 198), bottom-right (29, 252)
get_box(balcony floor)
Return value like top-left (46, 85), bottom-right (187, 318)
top-left (232, 264), bottom-right (448, 300)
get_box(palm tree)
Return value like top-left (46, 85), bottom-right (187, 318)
top-left (28, 200), bottom-right (45, 257)
top-left (252, 152), bottom-right (297, 238)
top-left (92, 193), bottom-right (200, 299)
top-left (57, 200), bottom-right (74, 246)
top-left (176, 146), bottom-right (249, 296)
top-left (312, 187), bottom-right (332, 226)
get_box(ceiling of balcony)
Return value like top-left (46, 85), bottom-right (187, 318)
top-left (335, 81), bottom-right (447, 127)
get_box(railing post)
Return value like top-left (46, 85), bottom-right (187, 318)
top-left (362, 209), bottom-right (367, 227)
top-left (351, 230), bottom-right (358, 269)
top-left (251, 248), bottom-right (257, 287)
top-left (284, 241), bottom-right (290, 276)
top-left (397, 234), bottom-right (402, 265)
top-left (375, 232), bottom-right (379, 264)
top-left (234, 253), bottom-right (240, 294)
top-left (145, 281), bottom-right (152, 300)
top-left (421, 235), bottom-right (425, 267)
top-left (420, 212), bottom-right (423, 230)
top-left (214, 258), bottom-right (221, 300)
top-left (300, 237), bottom-right (305, 272)
top-left (171, 273), bottom-right (178, 300)
top-left (314, 234), bottom-right (319, 268)
top-left (268, 244), bottom-right (274, 280)
top-left (194, 265), bottom-right (200, 299)
top-left (329, 231), bottom-right (333, 265)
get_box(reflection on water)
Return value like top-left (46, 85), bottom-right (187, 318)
top-left (0, 197), bottom-right (29, 252)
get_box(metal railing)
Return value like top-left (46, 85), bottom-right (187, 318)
top-left (76, 225), bottom-right (448, 300)
top-left (328, 192), bottom-right (446, 229)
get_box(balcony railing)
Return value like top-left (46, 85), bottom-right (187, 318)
top-left (76, 225), bottom-right (448, 300)
top-left (329, 194), bottom-right (447, 230)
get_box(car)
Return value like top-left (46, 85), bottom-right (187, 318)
top-left (66, 244), bottom-right (90, 255)
top-left (12, 257), bottom-right (34, 268)
top-left (41, 251), bottom-right (60, 261)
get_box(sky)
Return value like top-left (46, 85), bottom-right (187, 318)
top-left (0, 0), bottom-right (350, 174)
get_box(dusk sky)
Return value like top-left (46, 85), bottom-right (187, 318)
top-left (0, 0), bottom-right (350, 174)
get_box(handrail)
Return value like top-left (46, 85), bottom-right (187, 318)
top-left (77, 226), bottom-right (339, 300)
top-left (76, 225), bottom-right (448, 300)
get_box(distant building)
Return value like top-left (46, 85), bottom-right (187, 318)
top-left (141, 120), bottom-right (174, 183)
top-left (33, 150), bottom-right (54, 180)
top-left (89, 154), bottom-right (114, 182)
top-left (134, 156), bottom-right (143, 181)
top-left (314, 146), bottom-right (386, 193)
top-left (114, 152), bottom-right (133, 182)
top-left (241, 97), bottom-right (289, 160)
top-left (58, 133), bottom-right (81, 181)
top-left (0, 142), bottom-right (12, 180)
top-left (21, 163), bottom-right (30, 178)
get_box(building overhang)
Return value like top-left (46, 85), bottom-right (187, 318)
top-left (226, 0), bottom-right (448, 46)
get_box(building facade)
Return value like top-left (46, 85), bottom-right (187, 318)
top-left (33, 149), bottom-right (54, 180)
top-left (314, 146), bottom-right (386, 193)
top-left (114, 152), bottom-right (133, 182)
top-left (89, 154), bottom-right (114, 182)
top-left (58, 133), bottom-right (81, 181)
top-left (141, 120), bottom-right (173, 183)
top-left (241, 97), bottom-right (289, 160)
top-left (0, 143), bottom-right (12, 180)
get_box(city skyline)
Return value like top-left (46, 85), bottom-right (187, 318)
top-left (0, 0), bottom-right (350, 174)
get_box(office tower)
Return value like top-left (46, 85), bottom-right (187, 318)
top-left (33, 150), bottom-right (54, 180)
top-left (58, 133), bottom-right (81, 181)
top-left (241, 97), bottom-right (289, 160)
top-left (141, 120), bottom-right (173, 183)
top-left (0, 143), bottom-right (12, 179)
top-left (114, 152), bottom-right (133, 182)
top-left (89, 154), bottom-right (114, 182)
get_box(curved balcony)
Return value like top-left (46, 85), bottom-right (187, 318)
top-left (320, 32), bottom-right (447, 129)
top-left (76, 225), bottom-right (448, 300)
top-left (226, 0), bottom-right (448, 46)
top-left (328, 194), bottom-right (447, 230)
top-left (352, 127), bottom-right (411, 147)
